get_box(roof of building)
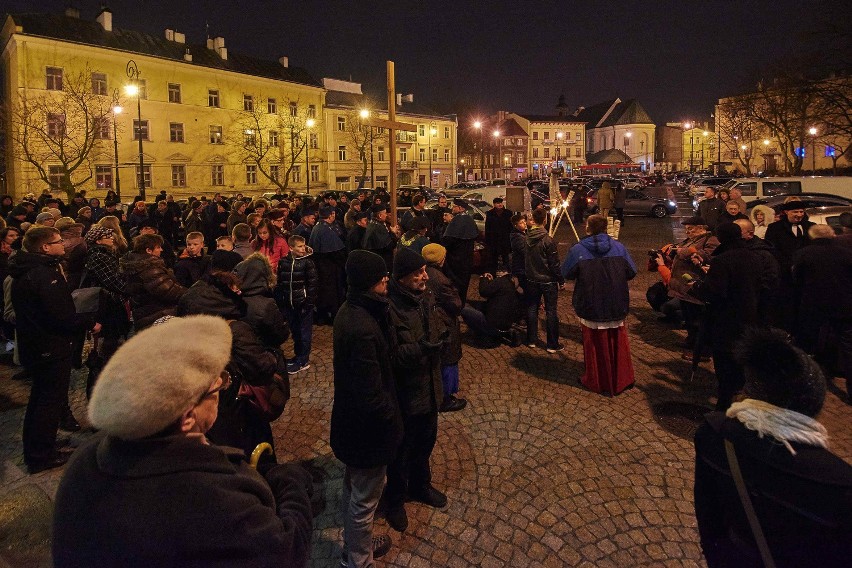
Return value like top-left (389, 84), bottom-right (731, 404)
top-left (7, 12), bottom-right (322, 88)
top-left (324, 89), bottom-right (455, 121)
top-left (572, 99), bottom-right (620, 127)
top-left (600, 99), bottom-right (654, 127)
top-left (586, 148), bottom-right (633, 164)
top-left (497, 118), bottom-right (528, 137)
top-left (516, 113), bottom-right (586, 124)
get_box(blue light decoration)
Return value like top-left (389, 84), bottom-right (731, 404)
top-left (794, 147), bottom-right (806, 158)
top-left (532, 164), bottom-right (539, 170)
top-left (825, 146), bottom-right (836, 157)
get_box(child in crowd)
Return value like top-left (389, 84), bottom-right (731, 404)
top-left (275, 235), bottom-right (317, 374)
top-left (216, 236), bottom-right (234, 251)
top-left (231, 223), bottom-right (254, 258)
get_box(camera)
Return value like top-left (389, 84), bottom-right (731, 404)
top-left (648, 249), bottom-right (662, 259)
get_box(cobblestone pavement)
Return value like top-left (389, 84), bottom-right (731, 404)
top-left (1, 190), bottom-right (850, 567)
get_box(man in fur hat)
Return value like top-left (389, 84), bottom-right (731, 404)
top-left (52, 316), bottom-right (313, 567)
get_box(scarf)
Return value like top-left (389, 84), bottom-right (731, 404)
top-left (726, 399), bottom-right (829, 455)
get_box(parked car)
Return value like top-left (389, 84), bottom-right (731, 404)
top-left (745, 193), bottom-right (852, 213)
top-left (729, 176), bottom-right (852, 203)
top-left (586, 187), bottom-right (678, 218)
top-left (687, 176), bottom-right (734, 197)
top-left (803, 205), bottom-right (852, 233)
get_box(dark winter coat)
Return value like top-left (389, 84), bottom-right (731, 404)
top-left (234, 255), bottom-right (290, 348)
top-left (362, 221), bottom-right (396, 270)
top-left (53, 434), bottom-right (313, 568)
top-left (346, 225), bottom-right (366, 253)
top-left (330, 290), bottom-right (403, 469)
top-left (400, 208), bottom-right (428, 232)
top-left (697, 197), bottom-right (725, 231)
top-left (764, 217), bottom-right (815, 282)
top-left (484, 207), bottom-right (513, 251)
top-left (694, 413), bottom-right (852, 568)
top-left (120, 251), bottom-right (187, 329)
top-left (174, 253), bottom-right (212, 288)
top-left (426, 265), bottom-right (462, 366)
top-left (176, 276), bottom-right (245, 320)
top-left (388, 279), bottom-right (445, 415)
top-left (696, 240), bottom-right (763, 352)
top-left (478, 274), bottom-right (521, 331)
top-left (509, 228), bottom-right (526, 276)
top-left (525, 226), bottom-right (563, 285)
top-left (8, 251), bottom-right (94, 366)
top-left (792, 238), bottom-right (852, 346)
top-left (562, 234), bottom-right (636, 322)
top-left (85, 244), bottom-right (130, 338)
top-left (275, 249), bottom-right (318, 310)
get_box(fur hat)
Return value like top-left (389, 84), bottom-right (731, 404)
top-left (88, 315), bottom-right (232, 440)
top-left (36, 212), bottom-right (54, 223)
top-left (749, 204), bottom-right (774, 225)
top-left (393, 246), bottom-right (426, 279)
top-left (55, 217), bottom-right (83, 232)
top-left (421, 243), bottom-right (447, 265)
top-left (346, 250), bottom-right (387, 291)
top-left (736, 327), bottom-right (826, 417)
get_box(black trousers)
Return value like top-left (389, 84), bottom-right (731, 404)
top-left (23, 357), bottom-right (72, 464)
top-left (712, 349), bottom-right (745, 411)
top-left (384, 410), bottom-right (438, 508)
top-left (485, 246), bottom-right (511, 276)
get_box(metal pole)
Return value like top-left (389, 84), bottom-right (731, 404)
top-left (428, 125), bottom-right (432, 188)
top-left (479, 128), bottom-right (484, 180)
top-left (112, 109), bottom-right (121, 200)
top-left (812, 138), bottom-right (816, 174)
top-left (387, 61), bottom-right (397, 226)
top-left (690, 128), bottom-right (694, 172)
top-left (136, 93), bottom-right (145, 199)
top-left (370, 127), bottom-right (374, 189)
top-left (305, 142), bottom-right (310, 194)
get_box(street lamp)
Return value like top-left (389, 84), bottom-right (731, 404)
top-left (683, 121), bottom-right (695, 172)
top-left (305, 118), bottom-right (315, 194)
top-left (474, 120), bottom-right (484, 180)
top-left (808, 127), bottom-right (818, 175)
top-left (459, 158), bottom-right (465, 182)
top-left (427, 122), bottom-right (437, 188)
top-left (556, 131), bottom-right (563, 174)
top-left (111, 90), bottom-right (122, 200)
top-left (125, 60), bottom-right (145, 199)
top-left (492, 130), bottom-right (500, 178)
top-left (702, 131), bottom-right (709, 170)
top-left (359, 109), bottom-right (374, 189)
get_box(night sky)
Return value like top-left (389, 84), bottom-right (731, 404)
top-left (2, 0), bottom-right (841, 124)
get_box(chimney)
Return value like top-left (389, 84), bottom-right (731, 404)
top-left (165, 29), bottom-right (174, 41)
top-left (213, 36), bottom-right (227, 60)
top-left (96, 7), bottom-right (112, 32)
top-left (206, 38), bottom-right (214, 49)
top-left (279, 56), bottom-right (289, 68)
top-left (65, 7), bottom-right (80, 19)
top-left (174, 31), bottom-right (185, 44)
top-left (184, 49), bottom-right (192, 62)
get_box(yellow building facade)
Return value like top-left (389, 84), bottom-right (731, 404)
top-left (1, 9), bottom-right (326, 201)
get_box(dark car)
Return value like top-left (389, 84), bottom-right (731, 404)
top-left (586, 187), bottom-right (677, 218)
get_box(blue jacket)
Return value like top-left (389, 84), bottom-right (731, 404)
top-left (562, 234), bottom-right (636, 322)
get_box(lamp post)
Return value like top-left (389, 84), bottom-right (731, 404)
top-left (111, 90), bottom-right (122, 200)
top-left (683, 121), bottom-right (695, 172)
top-left (624, 131), bottom-right (631, 160)
top-left (808, 127), bottom-right (817, 175)
top-left (474, 121), bottom-right (484, 180)
top-left (459, 158), bottom-right (465, 182)
top-left (492, 130), bottom-right (500, 179)
top-left (702, 131), bottom-right (709, 170)
top-left (305, 118), bottom-right (315, 194)
top-left (125, 60), bottom-right (145, 200)
top-left (359, 109), bottom-right (373, 189)
top-left (556, 131), bottom-right (563, 174)
top-left (427, 122), bottom-right (436, 188)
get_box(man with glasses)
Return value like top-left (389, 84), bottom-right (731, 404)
top-left (53, 315), bottom-right (314, 566)
top-left (8, 226), bottom-right (101, 473)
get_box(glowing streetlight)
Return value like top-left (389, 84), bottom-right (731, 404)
top-left (491, 130), bottom-right (501, 178)
top-left (125, 60), bottom-right (145, 199)
top-left (808, 127), bottom-right (818, 174)
top-left (359, 108), bottom-right (370, 119)
top-left (473, 121), bottom-right (484, 180)
top-left (305, 118), bottom-right (316, 193)
top-left (110, 93), bottom-right (123, 199)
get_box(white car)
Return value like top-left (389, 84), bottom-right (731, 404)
top-left (804, 205), bottom-right (852, 232)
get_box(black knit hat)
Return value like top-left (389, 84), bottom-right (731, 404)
top-left (346, 250), bottom-right (388, 291)
top-left (715, 222), bottom-right (742, 244)
top-left (210, 250), bottom-right (243, 273)
top-left (393, 246), bottom-right (426, 279)
top-left (736, 327), bottom-right (826, 417)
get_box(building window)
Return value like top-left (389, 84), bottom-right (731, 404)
top-left (378, 146), bottom-right (385, 161)
top-left (48, 165), bottom-right (64, 188)
top-left (163, 84), bottom-right (180, 104)
top-left (267, 98), bottom-right (277, 114)
top-left (336, 176), bottom-right (351, 190)
top-left (575, 147), bottom-right (581, 157)
top-left (544, 148), bottom-right (550, 158)
top-left (444, 126), bottom-right (450, 139)
top-left (133, 120), bottom-right (150, 141)
top-left (47, 113), bottom-right (65, 137)
top-left (532, 131), bottom-right (539, 140)
top-left (46, 67), bottom-right (63, 90)
top-left (444, 148), bottom-right (450, 162)
top-left (543, 132), bottom-right (550, 140)
top-left (246, 165), bottom-right (257, 184)
top-left (418, 124), bottom-right (425, 137)
top-left (244, 130), bottom-right (256, 146)
top-left (269, 130), bottom-right (279, 147)
top-left (291, 166), bottom-right (301, 183)
top-left (338, 145), bottom-right (347, 161)
top-left (399, 148), bottom-right (407, 161)
top-left (135, 165), bottom-right (152, 189)
top-left (169, 122), bottom-right (184, 143)
top-left (432, 147), bottom-right (438, 161)
top-left (269, 165), bottom-right (279, 181)
top-left (95, 165), bottom-right (113, 189)
top-left (310, 164), bottom-right (319, 182)
top-left (94, 117), bottom-right (111, 139)
top-left (309, 133), bottom-right (318, 149)
top-left (289, 101), bottom-right (297, 117)
top-left (211, 165), bottom-right (224, 186)
top-left (419, 148), bottom-right (426, 161)
top-left (209, 125), bottom-right (223, 144)
top-left (308, 104), bottom-right (316, 118)
top-left (533, 148), bottom-right (539, 158)
top-left (171, 165), bottom-right (186, 187)
top-left (208, 89), bottom-right (220, 107)
top-left (337, 117), bottom-right (346, 131)
top-left (576, 132), bottom-right (581, 140)
top-left (243, 94), bottom-right (254, 111)
top-left (91, 72), bottom-right (107, 95)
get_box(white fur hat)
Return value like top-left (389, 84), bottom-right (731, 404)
top-left (88, 315), bottom-right (232, 440)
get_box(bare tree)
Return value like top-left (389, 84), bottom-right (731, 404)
top-left (717, 98), bottom-right (761, 174)
top-left (339, 102), bottom-right (388, 188)
top-left (813, 75), bottom-right (852, 174)
top-left (2, 67), bottom-right (111, 201)
top-left (231, 96), bottom-right (319, 191)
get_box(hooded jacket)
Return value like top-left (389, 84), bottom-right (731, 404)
top-left (120, 252), bottom-right (187, 329)
top-left (562, 233), bottom-right (636, 322)
top-left (234, 254), bottom-right (290, 347)
top-left (9, 251), bottom-right (93, 365)
top-left (524, 226), bottom-right (563, 285)
top-left (275, 248), bottom-right (318, 310)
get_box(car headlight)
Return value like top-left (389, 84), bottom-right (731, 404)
top-left (668, 200), bottom-right (676, 207)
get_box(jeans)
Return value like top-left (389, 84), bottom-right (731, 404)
top-left (23, 357), bottom-right (72, 465)
top-left (460, 304), bottom-right (501, 340)
top-left (286, 304), bottom-right (313, 366)
top-left (342, 465), bottom-right (387, 568)
top-left (526, 281), bottom-right (560, 349)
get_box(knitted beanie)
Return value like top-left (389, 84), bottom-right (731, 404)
top-left (393, 246), bottom-right (426, 279)
top-left (346, 250), bottom-right (388, 291)
top-left (421, 243), bottom-right (447, 265)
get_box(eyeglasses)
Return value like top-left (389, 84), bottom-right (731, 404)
top-left (46, 239), bottom-right (64, 245)
top-left (194, 370), bottom-right (232, 406)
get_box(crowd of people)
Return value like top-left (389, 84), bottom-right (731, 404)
top-left (0, 183), bottom-right (849, 566)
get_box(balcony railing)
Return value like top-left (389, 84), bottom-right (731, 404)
top-left (396, 133), bottom-right (417, 143)
top-left (397, 161), bottom-right (419, 170)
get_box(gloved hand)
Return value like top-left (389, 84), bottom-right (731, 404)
top-left (263, 463), bottom-right (314, 498)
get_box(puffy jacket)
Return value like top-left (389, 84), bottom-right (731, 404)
top-left (9, 251), bottom-right (93, 365)
top-left (275, 249), bottom-right (318, 310)
top-left (174, 253), bottom-right (211, 288)
top-left (234, 254), bottom-right (290, 348)
top-left (388, 279), bottom-right (445, 415)
top-left (120, 252), bottom-right (186, 329)
top-left (524, 226), bottom-right (563, 285)
top-left (562, 233), bottom-right (637, 322)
